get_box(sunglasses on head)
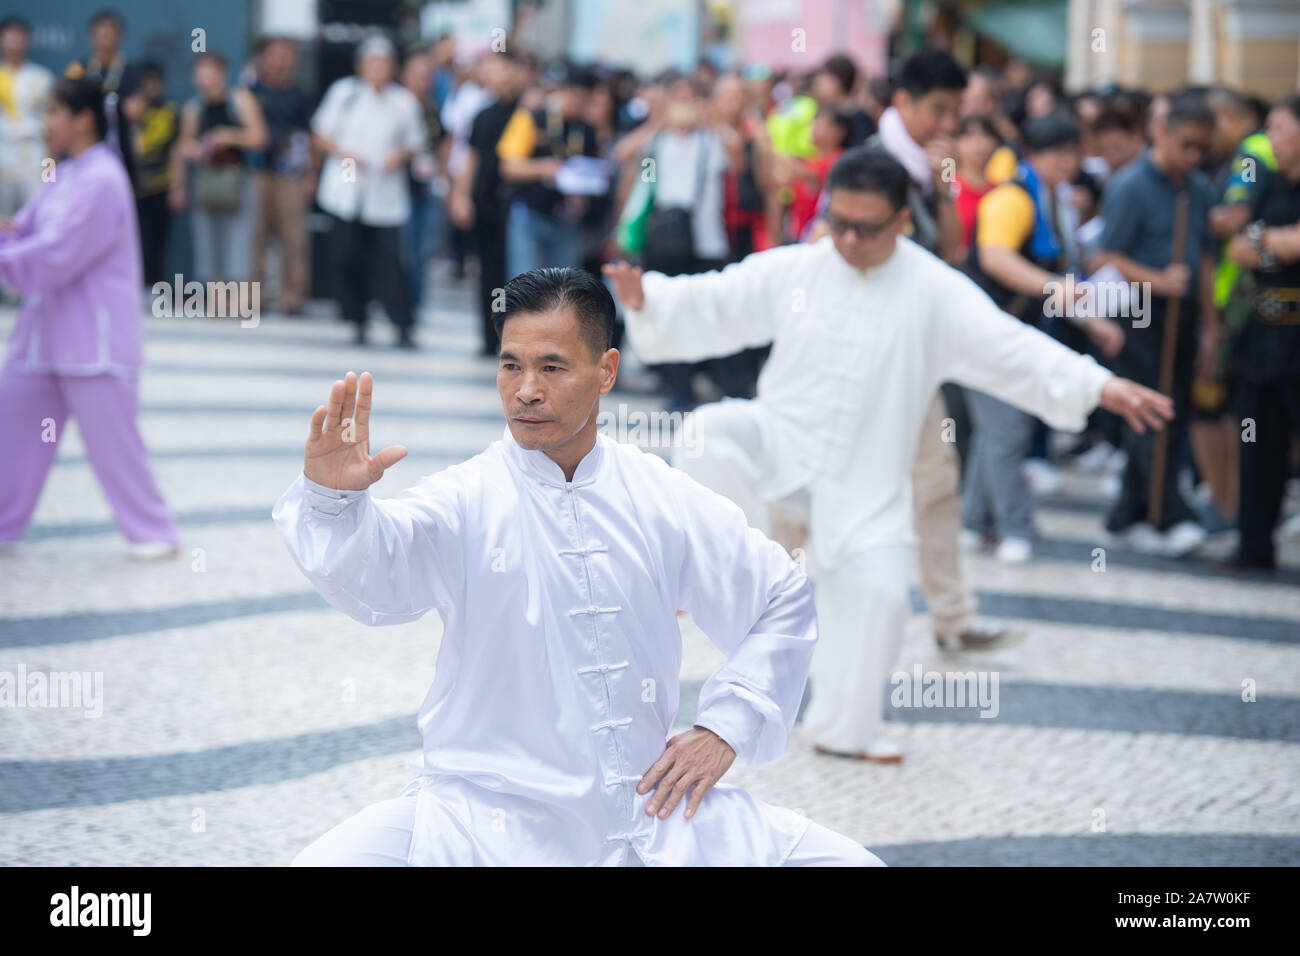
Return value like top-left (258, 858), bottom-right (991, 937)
top-left (825, 208), bottom-right (903, 240)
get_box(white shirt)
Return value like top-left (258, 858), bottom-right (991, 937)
top-left (623, 236), bottom-right (1114, 566)
top-left (648, 128), bottom-right (730, 260)
top-left (272, 426), bottom-right (815, 866)
top-left (440, 79), bottom-right (492, 180)
top-left (0, 61), bottom-right (54, 183)
top-left (311, 77), bottom-right (425, 226)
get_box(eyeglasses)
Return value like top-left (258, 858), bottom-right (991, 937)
top-left (825, 208), bottom-right (902, 240)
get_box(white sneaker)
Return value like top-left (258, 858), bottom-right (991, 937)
top-left (960, 529), bottom-right (986, 553)
top-left (1106, 523), bottom-right (1164, 554)
top-left (1098, 473), bottom-right (1121, 500)
top-left (1075, 441), bottom-right (1115, 474)
top-left (128, 541), bottom-right (180, 561)
top-left (1162, 520), bottom-right (1207, 558)
top-left (1021, 458), bottom-right (1062, 496)
top-left (996, 537), bottom-right (1033, 563)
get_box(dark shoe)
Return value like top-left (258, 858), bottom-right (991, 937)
top-left (396, 330), bottom-right (417, 350)
top-left (353, 324), bottom-right (368, 345)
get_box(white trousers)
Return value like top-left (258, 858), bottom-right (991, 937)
top-left (672, 399), bottom-right (914, 754)
top-left (291, 794), bottom-right (884, 866)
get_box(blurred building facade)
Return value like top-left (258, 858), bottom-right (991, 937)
top-left (1066, 0), bottom-right (1300, 96)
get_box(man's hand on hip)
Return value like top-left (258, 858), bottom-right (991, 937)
top-left (638, 726), bottom-right (736, 820)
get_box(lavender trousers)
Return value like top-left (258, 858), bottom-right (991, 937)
top-left (0, 366), bottom-right (178, 544)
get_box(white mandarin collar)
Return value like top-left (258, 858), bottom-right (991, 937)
top-left (500, 424), bottom-right (607, 487)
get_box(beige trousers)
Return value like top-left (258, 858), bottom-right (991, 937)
top-left (910, 392), bottom-right (978, 638)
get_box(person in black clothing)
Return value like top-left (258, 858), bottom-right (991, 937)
top-left (497, 63), bottom-right (602, 278)
top-left (1223, 94), bottom-right (1300, 569)
top-left (1093, 94), bottom-right (1220, 557)
top-left (250, 36), bottom-right (313, 314)
top-left (129, 63), bottom-right (178, 288)
top-left (66, 9), bottom-right (142, 190)
top-left (450, 50), bottom-right (528, 354)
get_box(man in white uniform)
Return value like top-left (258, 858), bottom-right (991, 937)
top-left (604, 147), bottom-right (1173, 761)
top-left (273, 267), bottom-right (882, 866)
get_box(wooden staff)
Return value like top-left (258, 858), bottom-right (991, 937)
top-left (1147, 191), bottom-right (1189, 527)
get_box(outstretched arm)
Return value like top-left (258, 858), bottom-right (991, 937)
top-left (604, 242), bottom-right (802, 365)
top-left (638, 463), bottom-right (817, 820)
top-left (939, 268), bottom-right (1172, 434)
top-left (271, 372), bottom-right (466, 625)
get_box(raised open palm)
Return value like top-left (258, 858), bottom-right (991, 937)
top-left (303, 371), bottom-right (407, 490)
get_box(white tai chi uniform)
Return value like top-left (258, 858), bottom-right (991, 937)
top-left (273, 425), bottom-right (883, 866)
top-left (622, 235), bottom-right (1113, 753)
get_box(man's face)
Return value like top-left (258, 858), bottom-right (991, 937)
top-left (1096, 128), bottom-right (1141, 172)
top-left (811, 71), bottom-right (844, 105)
top-left (359, 53), bottom-right (395, 88)
top-left (1157, 119), bottom-right (1212, 177)
top-left (895, 87), bottom-right (961, 145)
top-left (1267, 106), bottom-right (1300, 174)
top-left (560, 84), bottom-right (590, 120)
top-left (90, 21), bottom-right (119, 58)
top-left (1, 25), bottom-right (29, 60)
top-left (961, 74), bottom-right (996, 118)
top-left (262, 40), bottom-right (297, 83)
top-left (498, 307), bottom-right (618, 454)
top-left (1031, 143), bottom-right (1081, 187)
top-left (825, 188), bottom-right (909, 271)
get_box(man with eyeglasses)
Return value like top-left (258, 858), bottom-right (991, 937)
top-left (604, 146), bottom-right (1172, 762)
top-left (864, 50), bottom-right (1021, 695)
top-left (1092, 94), bottom-right (1221, 557)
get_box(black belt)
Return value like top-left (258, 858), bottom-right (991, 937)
top-left (1253, 286), bottom-right (1300, 323)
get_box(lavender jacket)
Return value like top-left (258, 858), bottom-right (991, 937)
top-left (0, 141), bottom-right (144, 378)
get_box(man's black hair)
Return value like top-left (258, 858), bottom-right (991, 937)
top-left (897, 49), bottom-right (967, 99)
top-left (1165, 92), bottom-right (1215, 131)
top-left (496, 267), bottom-right (616, 361)
top-left (819, 54), bottom-right (857, 96)
top-left (88, 8), bottom-right (123, 31)
top-left (0, 16), bottom-right (32, 35)
top-left (50, 76), bottom-right (108, 140)
top-left (1021, 111), bottom-right (1080, 152)
top-left (1273, 93), bottom-right (1300, 125)
top-left (1091, 108), bottom-right (1139, 135)
top-left (959, 113), bottom-right (1002, 143)
top-left (826, 146), bottom-right (911, 211)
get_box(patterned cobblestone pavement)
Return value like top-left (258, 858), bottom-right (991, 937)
top-left (2, 277), bottom-right (1297, 866)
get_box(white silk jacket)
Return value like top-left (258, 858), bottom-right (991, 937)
top-left (623, 235), bottom-right (1115, 567)
top-left (272, 426), bottom-right (817, 865)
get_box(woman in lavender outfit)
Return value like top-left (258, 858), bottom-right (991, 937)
top-left (0, 77), bottom-right (178, 556)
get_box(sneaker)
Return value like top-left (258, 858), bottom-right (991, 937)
top-left (960, 528), bottom-right (990, 553)
top-left (128, 541), bottom-right (179, 561)
top-left (1021, 458), bottom-right (1062, 496)
top-left (995, 536), bottom-right (1033, 563)
top-left (1098, 472), bottom-right (1122, 500)
top-left (1105, 522), bottom-right (1164, 554)
top-left (396, 330), bottom-right (418, 350)
top-left (1162, 520), bottom-right (1207, 558)
top-left (1075, 441), bottom-right (1116, 474)
top-left (1195, 499), bottom-right (1236, 536)
top-left (353, 324), bottom-right (368, 345)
